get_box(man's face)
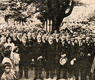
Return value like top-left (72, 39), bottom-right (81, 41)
top-left (56, 35), bottom-right (59, 42)
top-left (1, 36), bottom-right (6, 43)
top-left (15, 48), bottom-right (19, 53)
top-left (27, 33), bottom-right (31, 40)
top-left (8, 37), bottom-right (11, 43)
top-left (86, 38), bottom-right (89, 43)
top-left (54, 30), bottom-right (57, 34)
top-left (83, 40), bottom-right (85, 43)
top-left (42, 36), bottom-right (46, 43)
top-left (37, 37), bottom-right (41, 43)
top-left (5, 66), bottom-right (11, 74)
top-left (22, 38), bottom-right (27, 44)
top-left (68, 40), bottom-right (71, 44)
top-left (32, 33), bottom-right (36, 39)
top-left (49, 37), bottom-right (53, 44)
top-left (62, 41), bottom-right (65, 46)
top-left (74, 40), bottom-right (78, 44)
top-left (13, 35), bottom-right (17, 41)
top-left (28, 35), bottom-right (31, 40)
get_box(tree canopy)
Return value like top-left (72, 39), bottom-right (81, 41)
top-left (0, 0), bottom-right (75, 32)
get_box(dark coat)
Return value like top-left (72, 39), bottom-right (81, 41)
top-left (30, 38), bottom-right (37, 59)
top-left (19, 42), bottom-right (30, 65)
top-left (34, 42), bottom-right (45, 59)
top-left (42, 41), bottom-right (48, 59)
top-left (46, 43), bottom-right (57, 69)
top-left (27, 40), bottom-right (33, 59)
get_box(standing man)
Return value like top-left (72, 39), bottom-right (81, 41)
top-left (34, 34), bottom-right (45, 80)
top-left (19, 34), bottom-right (29, 79)
top-left (42, 34), bottom-right (48, 71)
top-left (45, 36), bottom-right (57, 79)
top-left (27, 32), bottom-right (34, 69)
top-left (56, 37), bottom-right (70, 80)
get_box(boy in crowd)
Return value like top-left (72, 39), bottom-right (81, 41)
top-left (1, 62), bottom-right (17, 80)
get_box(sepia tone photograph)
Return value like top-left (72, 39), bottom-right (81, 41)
top-left (0, 0), bottom-right (95, 80)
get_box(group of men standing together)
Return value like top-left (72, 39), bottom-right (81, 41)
top-left (0, 30), bottom-right (95, 80)
top-left (18, 31), bottom-right (63, 80)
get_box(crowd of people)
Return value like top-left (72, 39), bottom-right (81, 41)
top-left (0, 26), bottom-right (95, 80)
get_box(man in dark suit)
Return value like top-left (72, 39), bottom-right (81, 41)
top-left (42, 34), bottom-right (48, 70)
top-left (19, 34), bottom-right (29, 79)
top-left (56, 38), bottom-right (70, 80)
top-left (27, 32), bottom-right (34, 69)
top-left (34, 34), bottom-right (45, 80)
top-left (45, 36), bottom-right (57, 79)
top-left (79, 38), bottom-right (88, 80)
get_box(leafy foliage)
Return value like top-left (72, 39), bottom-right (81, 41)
top-left (0, 0), bottom-right (74, 32)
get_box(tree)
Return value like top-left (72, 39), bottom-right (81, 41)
top-left (35, 0), bottom-right (74, 32)
top-left (0, 0), bottom-right (35, 23)
top-left (0, 0), bottom-right (74, 32)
